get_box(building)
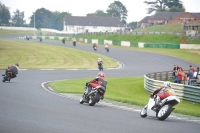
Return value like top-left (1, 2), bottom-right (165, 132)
top-left (138, 12), bottom-right (200, 27)
top-left (63, 16), bottom-right (126, 33)
top-left (137, 16), bottom-right (151, 28)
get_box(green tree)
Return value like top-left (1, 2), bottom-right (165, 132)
top-left (168, 6), bottom-right (185, 12)
top-left (30, 8), bottom-right (53, 29)
top-left (106, 1), bottom-right (128, 24)
top-left (144, 0), bottom-right (185, 14)
top-left (11, 9), bottom-right (25, 26)
top-left (127, 21), bottom-right (137, 29)
top-left (29, 8), bottom-right (71, 30)
top-left (0, 1), bottom-right (11, 26)
top-left (52, 11), bottom-right (71, 30)
top-left (87, 10), bottom-right (108, 17)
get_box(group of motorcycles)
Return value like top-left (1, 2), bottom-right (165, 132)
top-left (5, 36), bottom-right (180, 121)
top-left (79, 80), bottom-right (180, 121)
top-left (62, 39), bottom-right (76, 46)
top-left (93, 44), bottom-right (109, 52)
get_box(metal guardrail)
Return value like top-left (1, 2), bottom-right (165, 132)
top-left (81, 31), bottom-right (183, 36)
top-left (144, 71), bottom-right (200, 103)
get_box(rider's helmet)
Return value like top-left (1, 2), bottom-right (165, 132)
top-left (163, 82), bottom-right (171, 88)
top-left (98, 72), bottom-right (105, 77)
top-left (98, 58), bottom-right (101, 61)
top-left (15, 63), bottom-right (19, 67)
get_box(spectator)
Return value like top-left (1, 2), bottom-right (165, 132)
top-left (188, 68), bottom-right (194, 85)
top-left (183, 72), bottom-right (189, 85)
top-left (174, 68), bottom-right (183, 84)
top-left (174, 67), bottom-right (183, 84)
top-left (173, 64), bottom-right (179, 81)
top-left (194, 67), bottom-right (200, 86)
top-left (189, 65), bottom-right (195, 72)
top-left (193, 67), bottom-right (199, 79)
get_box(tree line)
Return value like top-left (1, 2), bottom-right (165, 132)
top-left (0, 0), bottom-right (185, 30)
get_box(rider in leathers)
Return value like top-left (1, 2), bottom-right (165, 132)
top-left (151, 82), bottom-right (175, 108)
top-left (97, 58), bottom-right (103, 70)
top-left (85, 72), bottom-right (107, 99)
top-left (2, 63), bottom-right (19, 78)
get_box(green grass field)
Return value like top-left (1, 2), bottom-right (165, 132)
top-left (133, 23), bottom-right (184, 32)
top-left (49, 77), bottom-right (200, 117)
top-left (0, 39), bottom-right (118, 69)
top-left (0, 29), bottom-right (36, 36)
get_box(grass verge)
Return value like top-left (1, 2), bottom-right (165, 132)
top-left (49, 77), bottom-right (200, 117)
top-left (0, 39), bottom-right (118, 69)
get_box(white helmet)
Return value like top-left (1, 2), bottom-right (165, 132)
top-left (163, 82), bottom-right (171, 88)
top-left (98, 58), bottom-right (101, 61)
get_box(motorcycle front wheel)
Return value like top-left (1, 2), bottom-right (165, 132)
top-left (157, 104), bottom-right (172, 121)
top-left (79, 94), bottom-right (85, 104)
top-left (89, 93), bottom-right (100, 106)
top-left (140, 104), bottom-right (148, 118)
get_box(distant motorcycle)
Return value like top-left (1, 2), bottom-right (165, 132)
top-left (93, 46), bottom-right (97, 51)
top-left (39, 37), bottom-right (42, 42)
top-left (73, 41), bottom-right (76, 46)
top-left (105, 47), bottom-right (109, 52)
top-left (26, 35), bottom-right (29, 40)
top-left (140, 94), bottom-right (180, 121)
top-left (98, 62), bottom-right (103, 71)
top-left (79, 83), bottom-right (106, 106)
top-left (62, 38), bottom-right (65, 44)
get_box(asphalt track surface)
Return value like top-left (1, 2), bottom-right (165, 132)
top-left (0, 36), bottom-right (200, 133)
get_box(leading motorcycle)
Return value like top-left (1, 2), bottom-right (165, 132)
top-left (79, 83), bottom-right (106, 106)
top-left (140, 95), bottom-right (180, 121)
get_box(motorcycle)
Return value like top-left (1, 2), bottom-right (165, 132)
top-left (62, 39), bottom-right (65, 44)
top-left (26, 35), bottom-right (29, 40)
top-left (39, 37), bottom-right (42, 42)
top-left (73, 41), bottom-right (76, 46)
top-left (98, 63), bottom-right (103, 71)
top-left (2, 72), bottom-right (13, 82)
top-left (140, 95), bottom-right (180, 121)
top-left (105, 47), bottom-right (109, 52)
top-left (93, 46), bottom-right (97, 51)
top-left (79, 83), bottom-right (106, 106)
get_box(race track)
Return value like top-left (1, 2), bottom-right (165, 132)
top-left (0, 36), bottom-right (200, 133)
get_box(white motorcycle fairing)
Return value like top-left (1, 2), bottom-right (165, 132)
top-left (144, 96), bottom-right (180, 118)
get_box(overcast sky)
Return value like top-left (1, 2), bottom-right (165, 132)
top-left (1, 0), bottom-right (200, 23)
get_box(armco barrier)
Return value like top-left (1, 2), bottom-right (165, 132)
top-left (144, 72), bottom-right (200, 103)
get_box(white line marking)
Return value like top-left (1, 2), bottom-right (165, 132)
top-left (40, 69), bottom-right (55, 70)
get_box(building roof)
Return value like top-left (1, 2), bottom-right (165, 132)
top-left (64, 16), bottom-right (125, 27)
top-left (150, 12), bottom-right (184, 20)
top-left (191, 13), bottom-right (200, 18)
top-left (138, 16), bottom-right (151, 23)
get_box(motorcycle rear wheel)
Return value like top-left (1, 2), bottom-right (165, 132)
top-left (157, 104), bottom-right (172, 121)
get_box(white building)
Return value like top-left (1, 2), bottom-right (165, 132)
top-left (63, 16), bottom-right (126, 33)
